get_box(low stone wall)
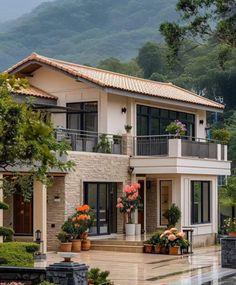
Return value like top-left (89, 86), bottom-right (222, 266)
top-left (192, 233), bottom-right (216, 248)
top-left (0, 267), bottom-right (46, 284)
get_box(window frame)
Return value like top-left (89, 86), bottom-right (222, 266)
top-left (191, 181), bottom-right (211, 225)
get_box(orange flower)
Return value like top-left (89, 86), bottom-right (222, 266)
top-left (76, 204), bottom-right (90, 212)
top-left (72, 217), bottom-right (77, 222)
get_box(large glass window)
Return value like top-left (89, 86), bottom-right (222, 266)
top-left (137, 104), bottom-right (195, 137)
top-left (67, 102), bottom-right (98, 132)
top-left (191, 181), bottom-right (211, 224)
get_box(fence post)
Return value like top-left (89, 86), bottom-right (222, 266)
top-left (168, 139), bottom-right (182, 157)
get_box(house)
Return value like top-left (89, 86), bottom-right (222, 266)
top-left (1, 53), bottom-right (231, 252)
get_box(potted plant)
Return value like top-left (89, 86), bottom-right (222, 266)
top-left (163, 203), bottom-right (181, 228)
top-left (72, 204), bottom-right (95, 251)
top-left (124, 124), bottom-right (132, 133)
top-left (94, 134), bottom-right (111, 153)
top-left (165, 120), bottom-right (186, 137)
top-left (61, 217), bottom-right (79, 252)
top-left (224, 217), bottom-right (236, 237)
top-left (116, 183), bottom-right (140, 236)
top-left (150, 232), bottom-right (162, 253)
top-left (56, 231), bottom-right (72, 252)
top-left (143, 239), bottom-right (153, 253)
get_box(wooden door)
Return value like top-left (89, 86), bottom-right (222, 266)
top-left (13, 193), bottom-right (33, 235)
top-left (138, 180), bottom-right (145, 232)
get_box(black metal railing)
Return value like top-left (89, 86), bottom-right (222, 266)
top-left (134, 135), bottom-right (169, 156)
top-left (55, 128), bottom-right (122, 154)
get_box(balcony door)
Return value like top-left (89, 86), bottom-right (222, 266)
top-left (84, 182), bottom-right (117, 235)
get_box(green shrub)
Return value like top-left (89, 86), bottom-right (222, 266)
top-left (0, 226), bottom-right (14, 242)
top-left (163, 203), bottom-right (181, 228)
top-left (0, 242), bottom-right (39, 267)
top-left (0, 201), bottom-right (9, 210)
top-left (39, 282), bottom-right (55, 285)
top-left (88, 268), bottom-right (112, 285)
top-left (25, 243), bottom-right (40, 253)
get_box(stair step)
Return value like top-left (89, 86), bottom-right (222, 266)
top-left (91, 244), bottom-right (144, 253)
top-left (91, 240), bottom-right (144, 246)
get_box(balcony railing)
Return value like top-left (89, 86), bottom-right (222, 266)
top-left (55, 128), bottom-right (227, 161)
top-left (133, 135), bottom-right (227, 161)
top-left (55, 128), bottom-right (122, 154)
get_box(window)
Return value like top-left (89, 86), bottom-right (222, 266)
top-left (191, 181), bottom-right (211, 224)
top-left (67, 102), bottom-right (98, 132)
top-left (137, 104), bottom-right (195, 137)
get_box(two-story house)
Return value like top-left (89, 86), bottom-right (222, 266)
top-left (2, 53), bottom-right (231, 252)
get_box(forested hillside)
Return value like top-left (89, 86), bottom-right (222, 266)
top-left (0, 0), bottom-right (177, 70)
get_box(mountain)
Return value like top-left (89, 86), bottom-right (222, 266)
top-left (0, 0), bottom-right (178, 70)
top-left (0, 0), bottom-right (54, 22)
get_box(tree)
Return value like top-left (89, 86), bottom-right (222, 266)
top-left (219, 175), bottom-right (236, 207)
top-left (0, 73), bottom-right (74, 200)
top-left (137, 42), bottom-right (164, 78)
top-left (160, 0), bottom-right (236, 61)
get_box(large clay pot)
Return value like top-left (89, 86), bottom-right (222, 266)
top-left (144, 244), bottom-right (153, 253)
top-left (169, 246), bottom-right (180, 255)
top-left (229, 231), bottom-right (236, 237)
top-left (72, 239), bottom-right (81, 252)
top-left (80, 232), bottom-right (89, 240)
top-left (125, 223), bottom-right (135, 236)
top-left (59, 242), bottom-right (72, 252)
top-left (82, 239), bottom-right (91, 251)
top-left (154, 245), bottom-right (161, 254)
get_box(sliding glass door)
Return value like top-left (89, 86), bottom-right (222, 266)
top-left (84, 182), bottom-right (117, 235)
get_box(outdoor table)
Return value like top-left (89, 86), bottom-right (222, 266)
top-left (181, 226), bottom-right (194, 254)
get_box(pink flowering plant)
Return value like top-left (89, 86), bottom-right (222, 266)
top-left (165, 120), bottom-right (187, 137)
top-left (116, 182), bottom-right (141, 224)
top-left (160, 228), bottom-right (190, 248)
top-left (224, 217), bottom-right (236, 233)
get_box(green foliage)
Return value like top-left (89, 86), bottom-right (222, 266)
top-left (94, 134), bottom-right (111, 153)
top-left (219, 175), bottom-right (236, 207)
top-left (88, 268), bottom-right (112, 285)
top-left (0, 242), bottom-right (39, 267)
top-left (56, 231), bottom-right (71, 243)
top-left (212, 128), bottom-right (230, 144)
top-left (39, 282), bottom-right (55, 285)
top-left (0, 201), bottom-right (9, 210)
top-left (0, 74), bottom-right (74, 200)
top-left (0, 0), bottom-right (178, 70)
top-left (160, 0), bottom-right (236, 62)
top-left (0, 226), bottom-right (14, 242)
top-left (163, 203), bottom-right (181, 227)
top-left (61, 217), bottom-right (77, 240)
top-left (149, 231), bottom-right (162, 245)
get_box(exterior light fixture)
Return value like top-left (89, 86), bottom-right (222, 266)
top-left (199, 120), bottom-right (204, 125)
top-left (54, 196), bottom-right (61, 202)
top-left (121, 107), bottom-right (127, 114)
top-left (35, 229), bottom-right (42, 242)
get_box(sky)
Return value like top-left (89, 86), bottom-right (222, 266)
top-left (0, 0), bottom-right (54, 22)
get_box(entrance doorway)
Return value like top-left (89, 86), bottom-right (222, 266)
top-left (13, 193), bottom-right (33, 235)
top-left (160, 180), bottom-right (172, 226)
top-left (138, 179), bottom-right (146, 233)
top-left (84, 182), bottom-right (117, 235)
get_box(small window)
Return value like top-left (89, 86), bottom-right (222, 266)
top-left (191, 181), bottom-right (211, 224)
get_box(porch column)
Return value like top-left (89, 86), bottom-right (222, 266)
top-left (0, 174), bottom-right (3, 243)
top-left (33, 180), bottom-right (47, 253)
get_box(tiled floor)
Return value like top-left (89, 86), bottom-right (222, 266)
top-left (35, 246), bottom-right (236, 285)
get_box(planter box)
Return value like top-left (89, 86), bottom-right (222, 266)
top-left (221, 237), bottom-right (236, 268)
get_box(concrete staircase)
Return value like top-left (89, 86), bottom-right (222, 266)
top-left (91, 239), bottom-right (144, 253)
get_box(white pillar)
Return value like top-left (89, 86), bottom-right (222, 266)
top-left (168, 139), bottom-right (182, 157)
top-left (33, 180), bottom-right (47, 253)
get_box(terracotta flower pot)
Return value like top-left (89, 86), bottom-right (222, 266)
top-left (228, 231), bottom-right (236, 237)
top-left (169, 246), bottom-right (180, 255)
top-left (80, 232), bottom-right (89, 239)
top-left (160, 246), bottom-right (168, 254)
top-left (59, 242), bottom-right (72, 252)
top-left (72, 239), bottom-right (81, 252)
top-left (154, 245), bottom-right (161, 254)
top-left (144, 244), bottom-right (153, 253)
top-left (82, 239), bottom-right (91, 251)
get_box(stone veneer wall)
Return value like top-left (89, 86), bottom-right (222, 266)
top-left (65, 152), bottom-right (131, 234)
top-left (146, 180), bottom-right (157, 233)
top-left (47, 176), bottom-right (66, 251)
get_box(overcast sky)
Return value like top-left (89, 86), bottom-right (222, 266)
top-left (0, 0), bottom-right (54, 22)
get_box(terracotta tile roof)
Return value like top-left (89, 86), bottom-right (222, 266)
top-left (6, 53), bottom-right (224, 110)
top-left (15, 85), bottom-right (57, 100)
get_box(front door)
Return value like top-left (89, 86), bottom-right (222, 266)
top-left (13, 193), bottom-right (33, 235)
top-left (160, 180), bottom-right (172, 226)
top-left (138, 180), bottom-right (145, 233)
top-left (84, 182), bottom-right (117, 235)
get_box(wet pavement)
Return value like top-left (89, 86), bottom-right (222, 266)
top-left (35, 246), bottom-right (236, 285)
